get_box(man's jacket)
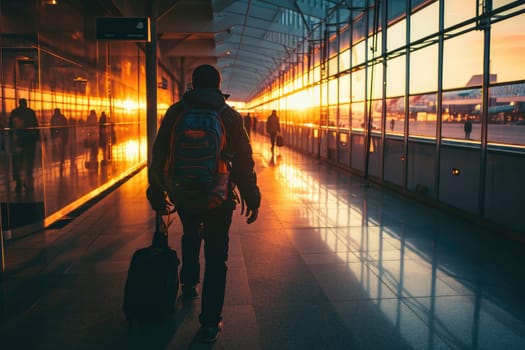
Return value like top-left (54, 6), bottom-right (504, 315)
top-left (149, 88), bottom-right (260, 210)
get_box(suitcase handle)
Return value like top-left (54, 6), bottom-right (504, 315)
top-left (155, 212), bottom-right (167, 234)
top-left (153, 212), bottom-right (171, 248)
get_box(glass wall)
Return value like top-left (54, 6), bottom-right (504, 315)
top-left (248, 0), bottom-right (525, 233)
top-left (0, 1), bottom-right (174, 236)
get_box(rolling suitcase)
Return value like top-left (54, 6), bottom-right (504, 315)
top-left (123, 212), bottom-right (180, 326)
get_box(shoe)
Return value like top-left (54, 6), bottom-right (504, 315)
top-left (181, 285), bottom-right (199, 299)
top-left (200, 321), bottom-right (223, 343)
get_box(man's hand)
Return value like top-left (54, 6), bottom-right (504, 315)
top-left (245, 207), bottom-right (258, 224)
top-left (146, 185), bottom-right (168, 212)
top-left (238, 184), bottom-right (260, 224)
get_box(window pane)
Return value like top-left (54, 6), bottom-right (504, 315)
top-left (352, 40), bottom-right (366, 67)
top-left (493, 0), bottom-right (515, 9)
top-left (329, 33), bottom-right (339, 57)
top-left (368, 31), bottom-right (382, 56)
top-left (367, 62), bottom-right (383, 99)
top-left (443, 31), bottom-right (483, 90)
top-left (488, 83), bottom-right (525, 145)
top-left (387, 19), bottom-right (406, 52)
top-left (386, 55), bottom-right (406, 97)
top-left (328, 104), bottom-right (337, 126)
top-left (353, 15), bottom-right (366, 43)
top-left (329, 78), bottom-right (338, 105)
top-left (388, 0), bottom-right (406, 23)
top-left (340, 103), bottom-right (350, 128)
top-left (339, 74), bottom-right (350, 103)
top-left (340, 27), bottom-right (350, 51)
top-left (442, 88), bottom-right (482, 141)
top-left (370, 99), bottom-right (383, 131)
top-left (352, 68), bottom-right (365, 101)
top-left (340, 48), bottom-right (350, 71)
top-left (351, 101), bottom-right (365, 131)
top-left (410, 44), bottom-right (438, 94)
top-left (444, 0), bottom-right (476, 29)
top-left (386, 96), bottom-right (405, 134)
top-left (490, 12), bottom-right (525, 83)
top-left (328, 56), bottom-right (338, 76)
top-left (410, 2), bottom-right (438, 43)
top-left (409, 93), bottom-right (437, 137)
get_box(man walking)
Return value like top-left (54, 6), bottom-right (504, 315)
top-left (147, 64), bottom-right (261, 343)
top-left (266, 109), bottom-right (281, 153)
top-left (9, 98), bottom-right (39, 193)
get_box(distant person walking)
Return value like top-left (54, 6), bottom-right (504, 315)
top-left (243, 112), bottom-right (252, 138)
top-left (9, 98), bottom-right (39, 193)
top-left (85, 110), bottom-right (99, 169)
top-left (266, 109), bottom-right (281, 153)
top-left (9, 98), bottom-right (40, 193)
top-left (252, 115), bottom-right (258, 134)
top-left (50, 108), bottom-right (68, 167)
top-left (464, 118), bottom-right (472, 139)
top-left (98, 111), bottom-right (110, 165)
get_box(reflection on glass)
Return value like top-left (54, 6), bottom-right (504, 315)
top-left (328, 56), bottom-right (338, 77)
top-left (386, 55), bottom-right (405, 97)
top-left (490, 13), bottom-right (525, 83)
top-left (386, 97), bottom-right (405, 135)
top-left (443, 31), bottom-right (483, 90)
top-left (368, 31), bottom-right (382, 57)
top-left (488, 84), bottom-right (525, 145)
top-left (387, 18), bottom-right (405, 52)
top-left (408, 93), bottom-right (437, 138)
top-left (328, 105), bottom-right (338, 127)
top-left (339, 49), bottom-right (350, 72)
top-left (352, 40), bottom-right (366, 67)
top-left (409, 44), bottom-right (438, 94)
top-left (442, 88), bottom-right (482, 141)
top-left (444, 0), bottom-right (476, 29)
top-left (274, 155), bottom-right (525, 350)
top-left (369, 99), bottom-right (383, 132)
top-left (351, 101), bottom-right (365, 131)
top-left (493, 0), bottom-right (516, 9)
top-left (410, 1), bottom-right (438, 43)
top-left (367, 63), bottom-right (383, 101)
top-left (352, 68), bottom-right (365, 101)
top-left (329, 79), bottom-right (338, 105)
top-left (339, 74), bottom-right (350, 104)
top-left (339, 104), bottom-right (350, 129)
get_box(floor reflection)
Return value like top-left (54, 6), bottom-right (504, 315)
top-left (272, 141), bottom-right (525, 349)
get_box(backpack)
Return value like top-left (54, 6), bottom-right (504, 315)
top-left (163, 104), bottom-right (230, 211)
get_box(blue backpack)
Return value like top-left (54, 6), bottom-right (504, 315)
top-left (164, 104), bottom-right (230, 211)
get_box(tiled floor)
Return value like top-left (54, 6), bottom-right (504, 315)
top-left (1, 135), bottom-right (525, 349)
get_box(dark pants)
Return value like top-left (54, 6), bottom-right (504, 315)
top-left (12, 147), bottom-right (36, 188)
top-left (177, 199), bottom-right (234, 326)
top-left (270, 132), bottom-right (277, 151)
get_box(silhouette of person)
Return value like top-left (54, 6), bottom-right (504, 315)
top-left (85, 110), bottom-right (98, 169)
top-left (147, 64), bottom-right (261, 343)
top-left (464, 118), bottom-right (472, 139)
top-left (266, 109), bottom-right (281, 153)
top-left (252, 114), bottom-right (257, 134)
top-left (390, 118), bottom-right (395, 131)
top-left (50, 108), bottom-right (68, 167)
top-left (243, 112), bottom-right (252, 138)
top-left (9, 98), bottom-right (39, 193)
top-left (98, 111), bottom-right (109, 165)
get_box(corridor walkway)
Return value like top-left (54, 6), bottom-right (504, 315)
top-left (1, 135), bottom-right (524, 349)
